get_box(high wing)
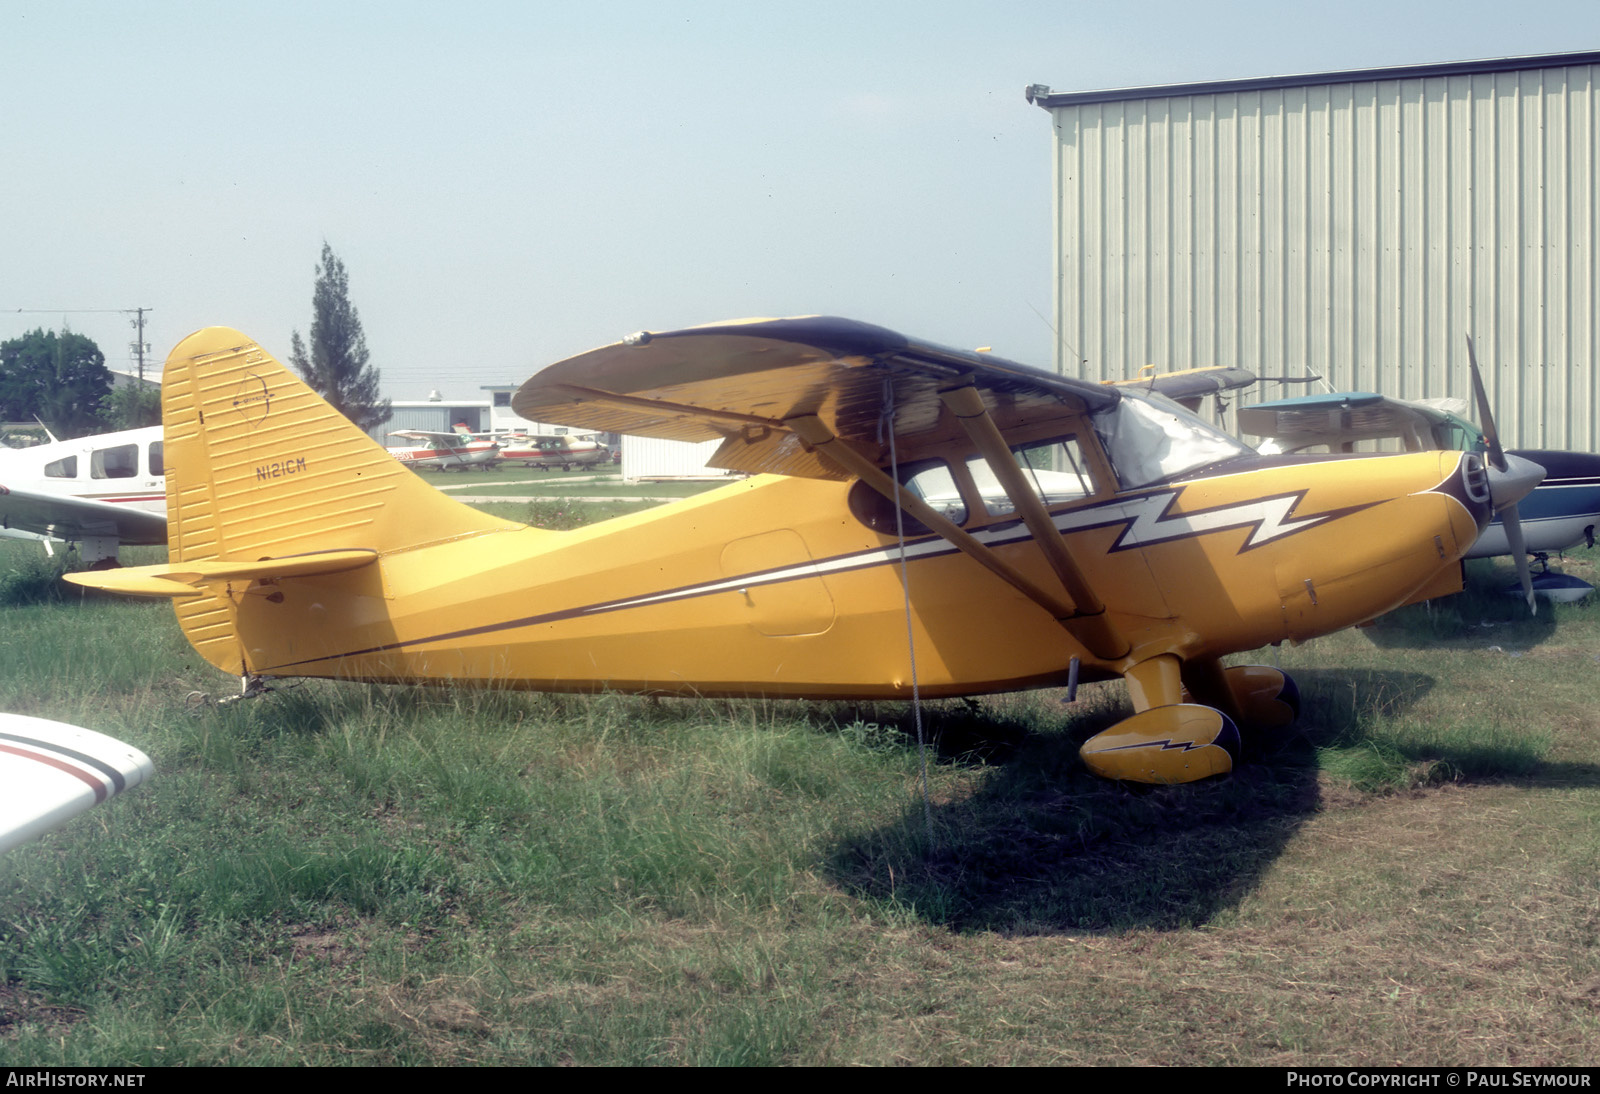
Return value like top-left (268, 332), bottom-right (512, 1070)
top-left (1109, 365), bottom-right (1259, 412)
top-left (1236, 391), bottom-right (1478, 453)
top-left (514, 315), bottom-right (1119, 480)
top-left (0, 483), bottom-right (167, 546)
top-left (470, 432), bottom-right (569, 443)
top-left (388, 430), bottom-right (483, 445)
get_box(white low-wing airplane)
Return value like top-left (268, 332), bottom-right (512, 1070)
top-left (0, 425), bottom-right (167, 564)
top-left (0, 712), bottom-right (153, 854)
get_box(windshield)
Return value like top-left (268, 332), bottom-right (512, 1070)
top-left (1433, 413), bottom-right (1484, 453)
top-left (1093, 389), bottom-right (1254, 489)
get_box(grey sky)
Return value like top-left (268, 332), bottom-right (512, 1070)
top-left (5, 0), bottom-right (1598, 401)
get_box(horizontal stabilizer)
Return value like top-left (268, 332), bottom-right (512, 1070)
top-left (66, 548), bottom-right (378, 599)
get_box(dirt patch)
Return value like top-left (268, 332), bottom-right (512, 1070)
top-left (0, 984), bottom-right (80, 1039)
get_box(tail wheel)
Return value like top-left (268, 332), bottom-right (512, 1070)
top-left (1080, 704), bottom-right (1239, 784)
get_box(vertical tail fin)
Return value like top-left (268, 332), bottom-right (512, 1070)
top-left (164, 327), bottom-right (512, 562)
top-left (162, 327), bottom-right (518, 673)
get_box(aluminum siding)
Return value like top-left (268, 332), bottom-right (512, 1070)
top-left (1048, 63), bottom-right (1600, 450)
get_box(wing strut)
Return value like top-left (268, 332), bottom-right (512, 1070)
top-left (786, 414), bottom-right (1128, 660)
top-left (938, 385), bottom-right (1126, 660)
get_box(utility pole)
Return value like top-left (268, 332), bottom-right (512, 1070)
top-left (128, 307), bottom-right (151, 381)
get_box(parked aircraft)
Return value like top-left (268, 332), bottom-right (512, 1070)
top-left (1237, 390), bottom-right (1600, 562)
top-left (70, 319), bottom-right (1542, 784)
top-left (386, 426), bottom-right (500, 471)
top-left (491, 432), bottom-right (612, 471)
top-left (0, 425), bottom-right (166, 564)
top-left (1130, 359), bottom-right (1598, 605)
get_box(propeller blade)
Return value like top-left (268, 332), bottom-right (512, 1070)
top-left (1468, 335), bottom-right (1537, 614)
top-left (1466, 335), bottom-right (1507, 472)
top-left (1503, 501), bottom-right (1536, 615)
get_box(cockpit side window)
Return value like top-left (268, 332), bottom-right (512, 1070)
top-left (90, 444), bottom-right (138, 479)
top-left (969, 436), bottom-right (1095, 517)
top-left (44, 456), bottom-right (77, 479)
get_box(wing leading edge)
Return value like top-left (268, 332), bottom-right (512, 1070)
top-left (514, 316), bottom-right (1120, 479)
top-left (0, 713), bottom-right (153, 855)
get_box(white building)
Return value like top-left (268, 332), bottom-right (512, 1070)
top-left (482, 384), bottom-right (733, 480)
top-left (480, 385), bottom-right (592, 436)
top-left (366, 398), bottom-right (490, 445)
top-left (1031, 50), bottom-right (1600, 451)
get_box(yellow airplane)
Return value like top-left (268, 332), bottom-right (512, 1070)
top-left (67, 319), bottom-right (1543, 784)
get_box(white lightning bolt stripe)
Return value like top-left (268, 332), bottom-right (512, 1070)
top-left (590, 488), bottom-right (1355, 618)
top-left (1061, 488), bottom-right (1352, 551)
top-left (1088, 737), bottom-right (1214, 753)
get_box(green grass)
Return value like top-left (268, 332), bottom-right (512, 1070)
top-left (0, 536), bottom-right (1596, 1064)
top-left (0, 548), bottom-right (77, 607)
top-left (464, 499), bottom-right (663, 525)
top-left (1314, 713), bottom-right (1550, 791)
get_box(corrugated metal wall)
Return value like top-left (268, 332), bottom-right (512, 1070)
top-left (1047, 61), bottom-right (1600, 450)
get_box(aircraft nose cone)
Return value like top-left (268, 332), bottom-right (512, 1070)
top-left (1488, 452), bottom-right (1545, 512)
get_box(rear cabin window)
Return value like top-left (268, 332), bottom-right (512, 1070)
top-left (848, 459), bottom-right (965, 537)
top-left (91, 444), bottom-right (138, 479)
top-left (148, 441), bottom-right (163, 476)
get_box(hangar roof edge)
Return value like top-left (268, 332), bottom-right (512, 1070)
top-left (1026, 49), bottom-right (1600, 109)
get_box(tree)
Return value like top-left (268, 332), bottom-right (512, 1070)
top-left (100, 382), bottom-right (161, 430)
top-left (288, 243), bottom-right (391, 432)
top-left (0, 328), bottom-right (113, 437)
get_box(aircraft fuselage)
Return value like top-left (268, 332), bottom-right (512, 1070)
top-left (221, 448), bottom-right (1487, 699)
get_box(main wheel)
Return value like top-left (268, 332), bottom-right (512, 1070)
top-left (1080, 704), bottom-right (1240, 783)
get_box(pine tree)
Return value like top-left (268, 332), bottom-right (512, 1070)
top-left (289, 243), bottom-right (391, 432)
